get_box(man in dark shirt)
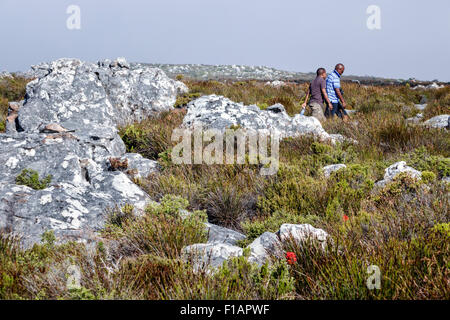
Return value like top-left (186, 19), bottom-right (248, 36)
top-left (302, 68), bottom-right (333, 122)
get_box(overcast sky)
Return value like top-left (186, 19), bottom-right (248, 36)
top-left (1, 0), bottom-right (449, 81)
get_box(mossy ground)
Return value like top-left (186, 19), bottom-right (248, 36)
top-left (1, 79), bottom-right (449, 300)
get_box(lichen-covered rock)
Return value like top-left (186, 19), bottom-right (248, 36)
top-left (375, 161), bottom-right (422, 187)
top-left (423, 115), bottom-right (449, 129)
top-left (18, 58), bottom-right (187, 138)
top-left (0, 133), bottom-right (150, 247)
top-left (0, 58), bottom-right (184, 247)
top-left (182, 95), bottom-right (337, 142)
top-left (183, 242), bottom-right (243, 271)
top-left (247, 232), bottom-right (282, 266)
top-left (322, 164), bottom-right (347, 178)
top-left (205, 223), bottom-right (246, 245)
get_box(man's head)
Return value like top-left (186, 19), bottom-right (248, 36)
top-left (316, 68), bottom-right (327, 79)
top-left (335, 63), bottom-right (345, 75)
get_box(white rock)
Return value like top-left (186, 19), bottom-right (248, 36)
top-left (322, 164), bottom-right (347, 178)
top-left (423, 115), bottom-right (449, 129)
top-left (247, 232), bottom-right (282, 266)
top-left (278, 224), bottom-right (329, 250)
top-left (375, 161), bottom-right (422, 187)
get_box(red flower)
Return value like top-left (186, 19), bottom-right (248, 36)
top-left (343, 215), bottom-right (349, 222)
top-left (285, 252), bottom-right (297, 265)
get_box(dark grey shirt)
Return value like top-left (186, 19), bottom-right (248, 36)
top-left (309, 76), bottom-right (326, 104)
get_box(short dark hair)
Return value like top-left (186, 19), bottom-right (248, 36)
top-left (316, 68), bottom-right (326, 76)
top-left (335, 63), bottom-right (345, 70)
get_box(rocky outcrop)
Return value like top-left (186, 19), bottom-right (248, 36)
top-left (0, 58), bottom-right (184, 247)
top-left (182, 95), bottom-right (342, 143)
top-left (375, 161), bottom-right (422, 188)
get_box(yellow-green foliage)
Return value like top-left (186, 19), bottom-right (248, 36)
top-left (174, 92), bottom-right (201, 108)
top-left (16, 169), bottom-right (52, 190)
top-left (119, 110), bottom-right (186, 160)
top-left (103, 195), bottom-right (208, 259)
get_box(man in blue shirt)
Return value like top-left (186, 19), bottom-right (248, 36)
top-left (326, 63), bottom-right (348, 119)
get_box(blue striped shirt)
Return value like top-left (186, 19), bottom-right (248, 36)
top-left (326, 70), bottom-right (341, 103)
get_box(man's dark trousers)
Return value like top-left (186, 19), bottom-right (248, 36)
top-left (330, 102), bottom-right (348, 118)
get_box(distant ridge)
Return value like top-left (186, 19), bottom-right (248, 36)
top-left (144, 63), bottom-right (448, 86)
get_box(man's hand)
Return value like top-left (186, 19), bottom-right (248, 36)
top-left (327, 102), bottom-right (333, 109)
top-left (342, 102), bottom-right (347, 109)
top-left (302, 102), bottom-right (307, 108)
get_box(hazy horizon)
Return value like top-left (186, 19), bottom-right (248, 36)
top-left (1, 0), bottom-right (449, 81)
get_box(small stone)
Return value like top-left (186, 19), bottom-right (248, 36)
top-left (322, 164), bottom-right (347, 178)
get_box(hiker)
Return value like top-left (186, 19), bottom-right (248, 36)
top-left (326, 63), bottom-right (349, 119)
top-left (301, 68), bottom-right (333, 122)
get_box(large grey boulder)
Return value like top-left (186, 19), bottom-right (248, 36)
top-left (0, 58), bottom-right (185, 247)
top-left (423, 115), bottom-right (449, 129)
top-left (0, 133), bottom-right (149, 248)
top-left (375, 161), bottom-right (422, 188)
top-left (182, 95), bottom-right (339, 143)
top-left (18, 58), bottom-right (187, 137)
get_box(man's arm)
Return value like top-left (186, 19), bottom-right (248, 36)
top-left (321, 88), bottom-right (333, 108)
top-left (302, 84), bottom-right (311, 108)
top-left (335, 87), bottom-right (347, 108)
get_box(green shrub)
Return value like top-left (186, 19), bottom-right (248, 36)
top-left (174, 92), bottom-right (201, 108)
top-left (103, 195), bottom-right (208, 259)
top-left (421, 171), bottom-right (437, 183)
top-left (16, 169), bottom-right (52, 190)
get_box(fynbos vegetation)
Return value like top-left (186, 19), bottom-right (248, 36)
top-left (1, 78), bottom-right (449, 300)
